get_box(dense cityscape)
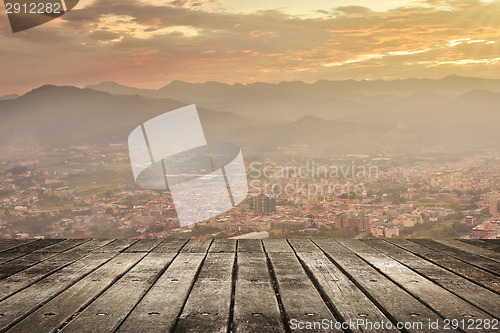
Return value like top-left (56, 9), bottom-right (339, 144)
top-left (1, 144), bottom-right (499, 240)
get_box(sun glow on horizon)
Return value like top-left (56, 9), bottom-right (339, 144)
top-left (0, 0), bottom-right (499, 94)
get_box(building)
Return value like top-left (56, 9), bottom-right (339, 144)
top-left (489, 196), bottom-right (499, 216)
top-left (472, 225), bottom-right (495, 239)
top-left (471, 219), bottom-right (500, 239)
top-left (337, 213), bottom-right (369, 232)
top-left (465, 216), bottom-right (475, 226)
top-left (384, 226), bottom-right (400, 238)
top-left (250, 194), bottom-right (277, 215)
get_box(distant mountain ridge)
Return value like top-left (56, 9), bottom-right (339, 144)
top-left (1, 78), bottom-right (500, 155)
top-left (0, 94), bottom-right (19, 101)
top-left (0, 85), bottom-right (250, 147)
top-left (86, 75), bottom-right (500, 123)
top-left (87, 75), bottom-right (500, 98)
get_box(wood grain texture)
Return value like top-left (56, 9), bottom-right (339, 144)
top-left (388, 239), bottom-right (500, 294)
top-left (264, 239), bottom-right (340, 333)
top-left (434, 239), bottom-right (500, 263)
top-left (314, 239), bottom-right (452, 333)
top-left (0, 239), bottom-right (497, 332)
top-left (338, 239), bottom-right (495, 333)
top-left (364, 239), bottom-right (500, 319)
top-left (59, 252), bottom-right (178, 333)
top-left (232, 252), bottom-right (284, 332)
top-left (175, 252), bottom-right (235, 333)
top-left (461, 239), bottom-right (500, 253)
top-left (411, 239), bottom-right (500, 275)
top-left (290, 239), bottom-right (398, 333)
top-left (117, 252), bottom-right (208, 332)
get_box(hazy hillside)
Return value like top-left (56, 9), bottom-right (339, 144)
top-left (86, 75), bottom-right (500, 123)
top-left (88, 75), bottom-right (500, 100)
top-left (0, 94), bottom-right (19, 101)
top-left (0, 85), bottom-right (250, 147)
top-left (1, 79), bottom-right (500, 156)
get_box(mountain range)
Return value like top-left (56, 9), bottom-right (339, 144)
top-left (1, 75), bottom-right (500, 156)
top-left (86, 75), bottom-right (500, 122)
top-left (0, 94), bottom-right (19, 101)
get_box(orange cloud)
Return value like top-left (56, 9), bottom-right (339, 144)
top-left (0, 0), bottom-right (499, 94)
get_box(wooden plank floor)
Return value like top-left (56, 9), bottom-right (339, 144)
top-left (0, 239), bottom-right (498, 333)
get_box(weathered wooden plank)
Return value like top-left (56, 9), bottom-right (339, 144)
top-left (314, 239), bottom-right (451, 333)
top-left (180, 239), bottom-right (212, 253)
top-left (0, 240), bottom-right (36, 253)
top-left (59, 252), bottom-right (178, 333)
top-left (411, 239), bottom-right (500, 276)
top-left (117, 252), bottom-right (207, 332)
top-left (151, 239), bottom-right (187, 253)
top-left (0, 241), bottom-right (38, 266)
top-left (7, 252), bottom-right (145, 333)
top-left (61, 239), bottom-right (115, 254)
top-left (434, 239), bottom-right (500, 263)
top-left (290, 240), bottom-right (398, 333)
top-left (346, 240), bottom-right (497, 326)
top-left (0, 253), bottom-right (26, 265)
top-left (0, 240), bottom-right (67, 277)
top-left (267, 252), bottom-right (341, 332)
top-left (0, 253), bottom-right (27, 266)
top-left (233, 252), bottom-right (284, 333)
top-left (0, 239), bottom-right (113, 301)
top-left (461, 240), bottom-right (500, 253)
top-left (93, 239), bottom-right (137, 253)
top-left (0, 253), bottom-right (58, 280)
top-left (0, 237), bottom-right (498, 332)
top-left (33, 239), bottom-right (88, 253)
top-left (175, 252), bottom-right (235, 332)
top-left (237, 239), bottom-right (263, 253)
top-left (262, 239), bottom-right (294, 253)
top-left (0, 241), bottom-right (44, 265)
top-left (388, 239), bottom-right (500, 294)
top-left (288, 239), bottom-right (323, 253)
top-left (339, 239), bottom-right (495, 328)
top-left (208, 239), bottom-right (236, 253)
top-left (363, 239), bottom-right (500, 319)
top-left (0, 252), bottom-right (118, 331)
top-left (2, 239), bottom-right (62, 253)
top-left (264, 239), bottom-right (340, 333)
top-left (123, 239), bottom-right (163, 252)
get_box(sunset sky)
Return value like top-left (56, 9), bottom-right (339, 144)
top-left (0, 0), bottom-right (499, 94)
